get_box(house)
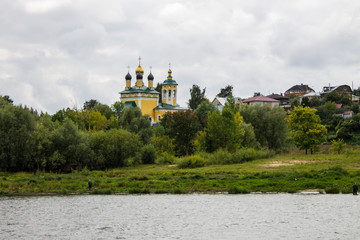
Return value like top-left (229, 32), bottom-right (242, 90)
top-left (211, 97), bottom-right (227, 111)
top-left (299, 92), bottom-right (321, 104)
top-left (242, 96), bottom-right (280, 107)
top-left (335, 111), bottom-right (353, 119)
top-left (267, 93), bottom-right (290, 106)
top-left (284, 84), bottom-right (315, 97)
top-left (320, 85), bottom-right (352, 98)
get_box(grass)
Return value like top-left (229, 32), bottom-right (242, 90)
top-left (1, 149), bottom-right (360, 195)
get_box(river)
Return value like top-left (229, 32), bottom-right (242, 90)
top-left (1, 193), bottom-right (359, 239)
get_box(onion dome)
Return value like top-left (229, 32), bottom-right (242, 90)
top-left (125, 72), bottom-right (132, 80)
top-left (135, 65), bottom-right (144, 75)
top-left (167, 68), bottom-right (172, 80)
top-left (147, 72), bottom-right (154, 81)
top-left (136, 72), bottom-right (143, 79)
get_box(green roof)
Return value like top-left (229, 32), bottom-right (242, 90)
top-left (120, 86), bottom-right (160, 94)
top-left (162, 79), bottom-right (178, 85)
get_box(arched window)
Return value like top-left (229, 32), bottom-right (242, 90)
top-left (163, 90), bottom-right (166, 98)
top-left (173, 90), bottom-right (176, 98)
top-left (168, 90), bottom-right (171, 97)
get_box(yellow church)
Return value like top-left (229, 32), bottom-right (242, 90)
top-left (120, 59), bottom-right (186, 123)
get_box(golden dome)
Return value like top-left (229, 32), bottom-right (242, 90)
top-left (135, 65), bottom-right (144, 74)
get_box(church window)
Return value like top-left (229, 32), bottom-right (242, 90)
top-left (168, 90), bottom-right (171, 97)
top-left (173, 90), bottom-right (176, 98)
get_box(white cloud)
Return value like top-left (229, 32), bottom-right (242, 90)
top-left (1, 0), bottom-right (360, 114)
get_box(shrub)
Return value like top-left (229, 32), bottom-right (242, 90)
top-left (228, 186), bottom-right (250, 194)
top-left (207, 149), bottom-right (233, 165)
top-left (206, 148), bottom-right (275, 165)
top-left (177, 155), bottom-right (206, 169)
top-left (155, 152), bottom-right (176, 165)
top-left (141, 145), bottom-right (156, 164)
top-left (325, 187), bottom-right (340, 194)
top-left (330, 139), bottom-right (346, 154)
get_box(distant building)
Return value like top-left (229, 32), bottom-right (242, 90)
top-left (211, 97), bottom-right (227, 111)
top-left (120, 59), bottom-right (186, 123)
top-left (242, 96), bottom-right (279, 107)
top-left (267, 93), bottom-right (290, 106)
top-left (284, 84), bottom-right (315, 97)
top-left (320, 85), bottom-right (352, 98)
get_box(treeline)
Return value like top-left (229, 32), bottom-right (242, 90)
top-left (0, 93), bottom-right (287, 172)
top-left (2, 83), bottom-right (360, 172)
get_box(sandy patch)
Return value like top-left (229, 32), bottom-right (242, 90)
top-left (261, 159), bottom-right (325, 167)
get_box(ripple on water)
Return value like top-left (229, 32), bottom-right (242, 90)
top-left (0, 194), bottom-right (360, 239)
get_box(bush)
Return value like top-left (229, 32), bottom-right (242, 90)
top-left (206, 148), bottom-right (275, 165)
top-left (325, 187), bottom-right (340, 194)
top-left (177, 155), bottom-right (206, 169)
top-left (141, 145), bottom-right (156, 164)
top-left (228, 186), bottom-right (250, 194)
top-left (155, 152), bottom-right (176, 165)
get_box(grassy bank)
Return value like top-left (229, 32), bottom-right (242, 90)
top-left (1, 151), bottom-right (360, 195)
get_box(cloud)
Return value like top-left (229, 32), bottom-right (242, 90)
top-left (1, 0), bottom-right (360, 114)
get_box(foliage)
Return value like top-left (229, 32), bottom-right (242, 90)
top-left (188, 84), bottom-right (206, 110)
top-left (323, 91), bottom-right (352, 105)
top-left (224, 94), bottom-right (239, 114)
top-left (206, 108), bottom-right (244, 152)
top-left (0, 101), bottom-right (36, 171)
top-left (289, 94), bottom-right (300, 107)
top-left (150, 135), bottom-right (175, 155)
top-left (285, 106), bottom-right (327, 154)
top-left (193, 99), bottom-right (216, 128)
top-left (164, 111), bottom-right (201, 156)
top-left (217, 85), bottom-right (233, 98)
top-left (140, 144), bottom-right (157, 164)
top-left (120, 106), bottom-right (153, 144)
top-left (155, 152), bottom-right (176, 165)
top-left (205, 148), bottom-right (274, 165)
top-left (176, 155), bottom-right (206, 168)
top-left (330, 139), bottom-right (346, 154)
top-left (335, 113), bottom-right (360, 143)
top-left (240, 104), bottom-right (289, 150)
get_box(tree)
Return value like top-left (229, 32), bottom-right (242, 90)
top-left (1, 95), bottom-right (13, 104)
top-left (253, 92), bottom-right (261, 97)
top-left (83, 99), bottom-right (98, 110)
top-left (155, 83), bottom-right (162, 103)
top-left (240, 104), bottom-right (289, 150)
top-left (205, 108), bottom-right (244, 152)
top-left (285, 106), bottom-right (327, 154)
top-left (120, 107), bottom-right (152, 144)
top-left (217, 85), bottom-right (233, 98)
top-left (193, 99), bottom-right (216, 128)
top-left (0, 102), bottom-right (35, 171)
top-left (224, 94), bottom-right (239, 114)
top-left (188, 84), bottom-right (206, 110)
top-left (164, 111), bottom-right (201, 156)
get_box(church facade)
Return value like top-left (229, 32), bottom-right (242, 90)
top-left (119, 60), bottom-right (186, 123)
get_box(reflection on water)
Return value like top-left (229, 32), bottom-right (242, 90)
top-left (1, 194), bottom-right (359, 239)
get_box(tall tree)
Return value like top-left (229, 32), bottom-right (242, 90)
top-left (164, 111), bottom-right (201, 156)
top-left (285, 106), bottom-right (327, 154)
top-left (217, 85), bottom-right (233, 98)
top-left (188, 84), bottom-right (206, 110)
top-left (155, 83), bottom-right (162, 103)
top-left (194, 99), bottom-right (216, 128)
top-left (240, 104), bottom-right (289, 150)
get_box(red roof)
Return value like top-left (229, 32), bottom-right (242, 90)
top-left (242, 96), bottom-right (280, 103)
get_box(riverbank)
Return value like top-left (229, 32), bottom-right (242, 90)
top-left (1, 152), bottom-right (360, 196)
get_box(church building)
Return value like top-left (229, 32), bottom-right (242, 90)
top-left (119, 59), bottom-right (186, 123)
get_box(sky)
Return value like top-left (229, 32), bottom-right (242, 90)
top-left (1, 0), bottom-right (360, 114)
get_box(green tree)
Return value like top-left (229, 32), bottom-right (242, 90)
top-left (206, 108), bottom-right (244, 152)
top-left (193, 99), bottom-right (216, 128)
top-left (120, 107), bottom-right (152, 144)
top-left (188, 84), bottom-right (206, 110)
top-left (0, 101), bottom-right (35, 171)
top-left (240, 104), bottom-right (289, 150)
top-left (164, 110), bottom-right (201, 156)
top-left (217, 85), bottom-right (233, 98)
top-left (224, 94), bottom-right (239, 114)
top-left (155, 83), bottom-right (162, 103)
top-left (285, 106), bottom-right (327, 154)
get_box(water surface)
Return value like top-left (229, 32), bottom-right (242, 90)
top-left (1, 194), bottom-right (359, 239)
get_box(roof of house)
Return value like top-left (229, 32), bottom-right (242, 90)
top-left (322, 85), bottom-right (352, 94)
top-left (285, 84), bottom-right (315, 93)
top-left (212, 97), bottom-right (227, 106)
top-left (242, 96), bottom-right (279, 103)
top-left (302, 92), bottom-right (321, 97)
top-left (267, 93), bottom-right (289, 100)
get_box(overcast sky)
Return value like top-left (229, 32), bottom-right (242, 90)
top-left (1, 0), bottom-right (360, 114)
